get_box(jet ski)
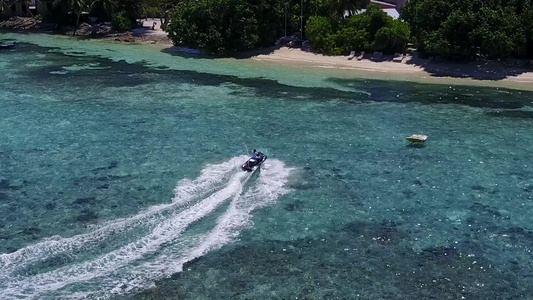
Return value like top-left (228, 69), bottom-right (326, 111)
top-left (241, 152), bottom-right (267, 172)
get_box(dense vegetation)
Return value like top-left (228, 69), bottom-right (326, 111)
top-left (0, 0), bottom-right (145, 32)
top-left (402, 0), bottom-right (533, 60)
top-left (164, 0), bottom-right (341, 54)
top-left (4, 0), bottom-right (533, 61)
top-left (165, 0), bottom-right (409, 55)
top-left (306, 4), bottom-right (409, 55)
top-left (49, 0), bottom-right (144, 32)
top-left (166, 0), bottom-right (283, 55)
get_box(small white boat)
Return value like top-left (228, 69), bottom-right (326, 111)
top-left (406, 134), bottom-right (428, 143)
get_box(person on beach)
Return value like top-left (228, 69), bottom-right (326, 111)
top-left (152, 22), bottom-right (156, 30)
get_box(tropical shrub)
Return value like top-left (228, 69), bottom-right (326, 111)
top-left (373, 19), bottom-right (410, 53)
top-left (402, 0), bottom-right (533, 59)
top-left (335, 27), bottom-right (369, 53)
top-left (167, 0), bottom-right (282, 55)
top-left (306, 4), bottom-right (410, 55)
top-left (116, 0), bottom-right (144, 23)
top-left (362, 3), bottom-right (391, 39)
top-left (112, 11), bottom-right (133, 32)
top-left (143, 6), bottom-right (159, 18)
top-left (306, 16), bottom-right (336, 52)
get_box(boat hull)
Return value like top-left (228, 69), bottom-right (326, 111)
top-left (241, 154), bottom-right (267, 172)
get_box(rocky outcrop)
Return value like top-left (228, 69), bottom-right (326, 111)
top-left (111, 32), bottom-right (171, 44)
top-left (0, 16), bottom-right (171, 45)
top-left (113, 32), bottom-right (136, 43)
top-left (0, 17), bottom-right (42, 29)
top-left (63, 23), bottom-right (113, 36)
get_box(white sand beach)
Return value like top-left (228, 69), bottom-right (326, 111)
top-left (251, 47), bottom-right (533, 91)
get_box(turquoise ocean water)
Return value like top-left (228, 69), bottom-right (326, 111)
top-left (1, 32), bottom-right (533, 299)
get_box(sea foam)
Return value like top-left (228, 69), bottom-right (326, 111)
top-left (0, 156), bottom-right (292, 299)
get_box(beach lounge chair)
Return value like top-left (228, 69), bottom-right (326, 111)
top-left (356, 51), bottom-right (365, 60)
top-left (347, 50), bottom-right (356, 60)
top-left (393, 53), bottom-right (404, 62)
top-left (371, 51), bottom-right (383, 61)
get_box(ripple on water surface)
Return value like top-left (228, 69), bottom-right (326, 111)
top-left (0, 33), bottom-right (532, 299)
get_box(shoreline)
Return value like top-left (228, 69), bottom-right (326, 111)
top-left (3, 18), bottom-right (533, 91)
top-left (248, 47), bottom-right (533, 92)
top-left (0, 17), bottom-right (173, 46)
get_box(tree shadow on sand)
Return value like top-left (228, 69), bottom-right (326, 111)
top-left (404, 54), bottom-right (532, 81)
top-left (160, 44), bottom-right (282, 59)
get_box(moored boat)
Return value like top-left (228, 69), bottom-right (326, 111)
top-left (406, 134), bottom-right (428, 143)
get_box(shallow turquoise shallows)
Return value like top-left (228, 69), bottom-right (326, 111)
top-left (1, 32), bottom-right (533, 299)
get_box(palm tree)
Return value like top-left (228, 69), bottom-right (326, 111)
top-left (16, 0), bottom-right (36, 17)
top-left (53, 0), bottom-right (91, 36)
top-left (157, 0), bottom-right (182, 30)
top-left (91, 0), bottom-right (115, 21)
top-left (328, 0), bottom-right (366, 18)
top-left (0, 0), bottom-right (35, 17)
top-left (0, 0), bottom-right (7, 14)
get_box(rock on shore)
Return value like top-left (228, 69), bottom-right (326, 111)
top-left (0, 17), bottom-right (170, 44)
top-left (0, 16), bottom-right (42, 29)
top-left (63, 22), bottom-right (113, 36)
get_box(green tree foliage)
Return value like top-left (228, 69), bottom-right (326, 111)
top-left (115, 0), bottom-right (143, 23)
top-left (276, 0), bottom-right (351, 40)
top-left (306, 16), bottom-right (336, 52)
top-left (327, 0), bottom-right (365, 18)
top-left (402, 0), bottom-right (533, 60)
top-left (373, 19), bottom-right (410, 53)
top-left (48, 0), bottom-right (142, 31)
top-left (167, 0), bottom-right (282, 55)
top-left (359, 3), bottom-right (391, 38)
top-left (111, 11), bottom-right (132, 31)
top-left (53, 0), bottom-right (92, 35)
top-left (334, 26), bottom-right (369, 54)
top-left (306, 4), bottom-right (409, 55)
top-left (524, 1), bottom-right (533, 57)
top-left (156, 0), bottom-right (181, 26)
top-left (90, 0), bottom-right (116, 21)
top-left (0, 0), bottom-right (7, 16)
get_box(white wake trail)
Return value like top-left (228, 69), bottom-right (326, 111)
top-left (0, 157), bottom-right (292, 300)
top-left (106, 159), bottom-right (293, 297)
top-left (0, 156), bottom-right (246, 276)
top-left (3, 171), bottom-right (250, 297)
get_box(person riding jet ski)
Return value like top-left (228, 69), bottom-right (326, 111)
top-left (242, 149), bottom-right (267, 171)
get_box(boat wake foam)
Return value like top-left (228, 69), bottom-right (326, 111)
top-left (0, 156), bottom-right (292, 299)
